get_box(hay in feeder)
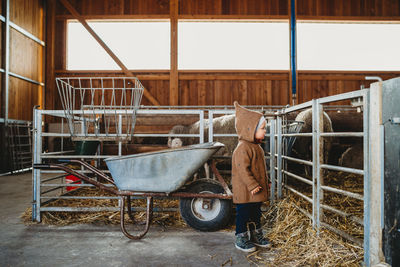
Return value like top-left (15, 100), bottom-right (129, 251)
top-left (249, 196), bottom-right (363, 267)
top-left (21, 187), bottom-right (186, 228)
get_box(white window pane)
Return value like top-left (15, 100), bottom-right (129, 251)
top-left (178, 22), bottom-right (289, 70)
top-left (298, 22), bottom-right (400, 71)
top-left (67, 21), bottom-right (170, 70)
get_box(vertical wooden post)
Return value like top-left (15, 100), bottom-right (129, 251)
top-left (45, 0), bottom-right (56, 111)
top-left (169, 0), bottom-right (179, 106)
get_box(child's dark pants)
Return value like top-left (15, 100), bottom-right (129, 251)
top-left (235, 202), bottom-right (262, 235)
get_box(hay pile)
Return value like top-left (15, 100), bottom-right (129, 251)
top-left (248, 196), bottom-right (363, 267)
top-left (21, 187), bottom-right (186, 228)
top-left (286, 170), bottom-right (364, 240)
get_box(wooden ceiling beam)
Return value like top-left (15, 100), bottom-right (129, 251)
top-left (58, 0), bottom-right (160, 106)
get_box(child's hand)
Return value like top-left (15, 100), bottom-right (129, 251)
top-left (251, 186), bottom-right (262, 195)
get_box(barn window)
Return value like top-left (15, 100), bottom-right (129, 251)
top-left (67, 21), bottom-right (170, 70)
top-left (297, 22), bottom-right (400, 71)
top-left (178, 21), bottom-right (290, 70)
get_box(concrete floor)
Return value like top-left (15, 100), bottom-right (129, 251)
top-left (0, 172), bottom-right (261, 266)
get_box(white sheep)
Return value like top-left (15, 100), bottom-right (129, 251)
top-left (291, 108), bottom-right (334, 176)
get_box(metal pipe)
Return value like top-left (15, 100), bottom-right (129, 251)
top-left (320, 203), bottom-right (363, 225)
top-left (199, 110), bottom-right (204, 143)
top-left (291, 202), bottom-right (363, 246)
top-left (363, 90), bottom-right (371, 263)
top-left (208, 110), bottom-right (214, 142)
top-left (319, 132), bottom-right (364, 137)
top-left (318, 89), bottom-right (368, 104)
top-left (290, 0), bottom-right (297, 103)
top-left (285, 185), bottom-right (312, 203)
top-left (269, 119), bottom-right (276, 202)
top-left (281, 133), bottom-right (312, 137)
top-left (2, 0), bottom-right (10, 124)
top-left (321, 222), bottom-right (363, 247)
top-left (9, 72), bottom-right (44, 86)
top-left (320, 164), bottom-right (364, 175)
top-left (277, 116), bottom-right (283, 198)
top-left (365, 76), bottom-right (382, 82)
top-left (282, 155), bottom-right (313, 166)
top-left (283, 170), bottom-right (313, 185)
top-left (320, 185), bottom-right (363, 201)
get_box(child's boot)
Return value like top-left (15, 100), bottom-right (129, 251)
top-left (235, 232), bottom-right (256, 252)
top-left (250, 228), bottom-right (271, 248)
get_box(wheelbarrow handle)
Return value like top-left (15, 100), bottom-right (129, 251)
top-left (33, 163), bottom-right (51, 169)
top-left (33, 163), bottom-right (119, 195)
top-left (67, 159), bottom-right (116, 186)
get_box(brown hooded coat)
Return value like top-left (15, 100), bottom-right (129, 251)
top-left (231, 102), bottom-right (269, 204)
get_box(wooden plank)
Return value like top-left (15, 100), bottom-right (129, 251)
top-left (266, 80), bottom-right (272, 105)
top-left (169, 0), bottom-right (178, 105)
top-left (198, 80), bottom-right (206, 106)
top-left (56, 14), bottom-right (170, 20)
top-left (178, 14), bottom-right (289, 19)
top-left (59, 0), bottom-right (160, 106)
top-left (298, 15), bottom-right (400, 20)
top-left (179, 0), bottom-right (289, 16)
top-left (179, 74), bottom-right (289, 80)
top-left (238, 80), bottom-right (248, 105)
top-left (9, 28), bottom-right (42, 82)
top-left (8, 77), bottom-right (40, 121)
top-left (10, 0), bottom-right (43, 38)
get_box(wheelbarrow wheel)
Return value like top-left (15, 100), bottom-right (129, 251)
top-left (179, 181), bottom-right (232, 231)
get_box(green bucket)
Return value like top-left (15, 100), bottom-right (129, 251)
top-left (74, 141), bottom-right (99, 155)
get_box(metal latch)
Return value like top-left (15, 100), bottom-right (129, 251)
top-left (390, 117), bottom-right (400, 124)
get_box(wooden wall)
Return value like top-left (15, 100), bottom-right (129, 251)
top-left (1, 0), bottom-right (44, 121)
top-left (45, 0), bottom-right (400, 111)
top-left (297, 0), bottom-right (400, 18)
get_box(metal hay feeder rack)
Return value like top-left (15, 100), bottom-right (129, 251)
top-left (56, 77), bottom-right (144, 141)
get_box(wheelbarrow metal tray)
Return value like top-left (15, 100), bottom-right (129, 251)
top-left (104, 142), bottom-right (224, 193)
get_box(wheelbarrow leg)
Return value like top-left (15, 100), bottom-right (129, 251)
top-left (126, 196), bottom-right (153, 225)
top-left (126, 196), bottom-right (135, 223)
top-left (120, 196), bottom-right (153, 240)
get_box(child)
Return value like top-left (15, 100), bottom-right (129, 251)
top-left (232, 101), bottom-right (271, 252)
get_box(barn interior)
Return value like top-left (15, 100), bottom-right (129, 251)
top-left (1, 0), bottom-right (400, 266)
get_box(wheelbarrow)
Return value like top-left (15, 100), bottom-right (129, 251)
top-left (34, 142), bottom-right (233, 240)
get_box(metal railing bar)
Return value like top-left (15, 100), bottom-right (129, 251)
top-left (40, 207), bottom-right (178, 212)
top-left (41, 183), bottom-right (113, 187)
top-left (40, 170), bottom-right (111, 174)
top-left (320, 164), bottom-right (364, 175)
top-left (42, 175), bottom-right (67, 183)
top-left (42, 150), bottom-right (75, 155)
top-left (9, 72), bottom-right (44, 86)
top-left (283, 170), bottom-right (313, 185)
top-left (41, 186), bottom-right (64, 195)
top-left (40, 196), bottom-right (119, 200)
top-left (41, 155), bottom-right (111, 159)
top-left (321, 222), bottom-right (363, 247)
top-left (281, 155), bottom-right (313, 166)
top-left (283, 100), bottom-right (313, 113)
top-left (281, 133), bottom-right (312, 137)
top-left (320, 132), bottom-right (364, 137)
top-left (321, 185), bottom-right (364, 201)
top-left (320, 203), bottom-right (363, 225)
top-left (285, 185), bottom-right (313, 203)
top-left (318, 89), bottom-right (368, 105)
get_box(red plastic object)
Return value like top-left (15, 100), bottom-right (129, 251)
top-left (65, 174), bottom-right (81, 191)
